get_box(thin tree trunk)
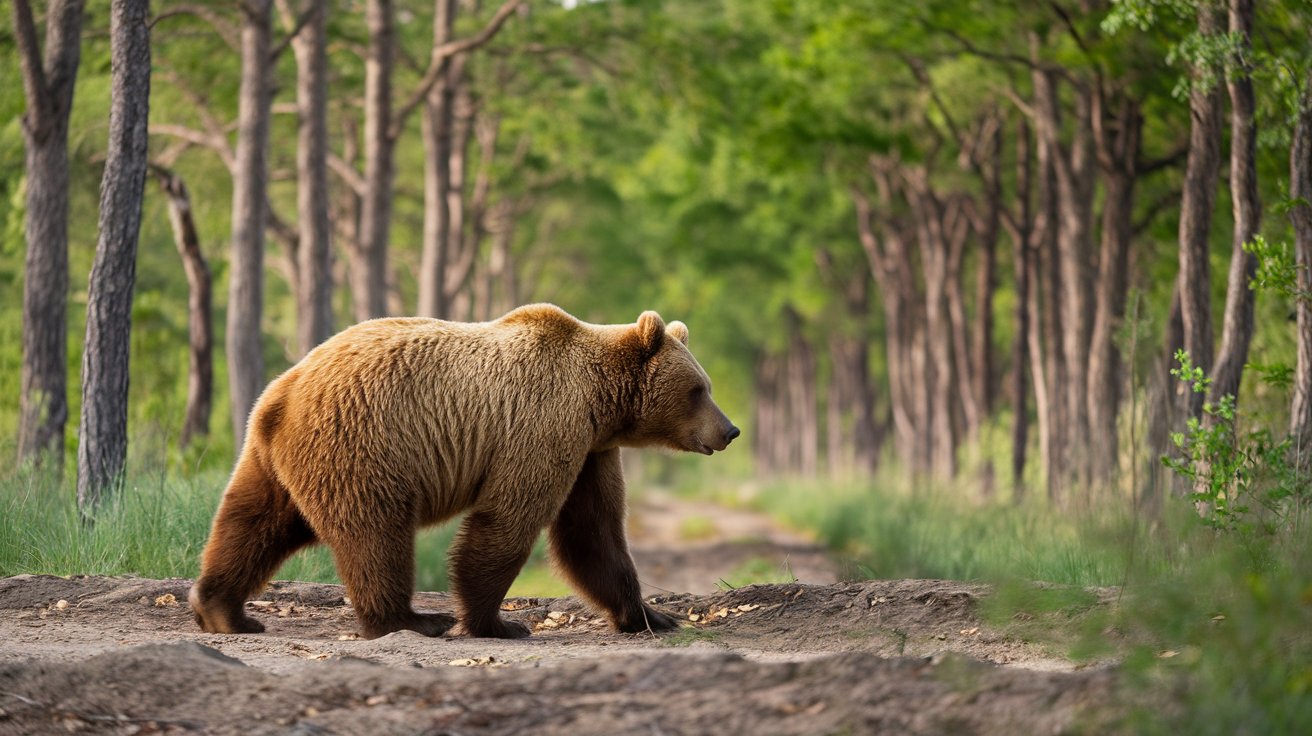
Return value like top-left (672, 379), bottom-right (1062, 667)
top-left (853, 184), bottom-right (918, 471)
top-left (945, 199), bottom-right (979, 442)
top-left (785, 308), bottom-right (819, 477)
top-left (1288, 75), bottom-right (1312, 464)
top-left (1032, 62), bottom-right (1096, 493)
top-left (1147, 289), bottom-right (1184, 510)
top-left (906, 169), bottom-right (957, 478)
top-left (418, 0), bottom-right (456, 318)
top-left (353, 0), bottom-right (395, 320)
top-left (973, 119), bottom-right (1001, 422)
top-left (442, 65), bottom-right (477, 308)
top-left (1210, 0), bottom-right (1260, 407)
top-left (152, 167), bottom-right (212, 449)
top-left (13, 0), bottom-right (84, 471)
top-left (1087, 96), bottom-right (1142, 487)
top-left (77, 0), bottom-right (151, 512)
top-left (1177, 2), bottom-right (1225, 424)
top-left (1034, 126), bottom-right (1066, 502)
top-left (227, 0), bottom-right (273, 450)
top-left (753, 354), bottom-right (780, 476)
top-left (290, 0), bottom-right (333, 354)
top-left (1008, 118), bottom-right (1034, 500)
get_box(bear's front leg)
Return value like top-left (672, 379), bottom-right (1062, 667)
top-left (447, 509), bottom-right (540, 638)
top-left (549, 449), bottom-right (679, 634)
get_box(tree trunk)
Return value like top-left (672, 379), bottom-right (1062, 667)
top-left (1033, 125), bottom-right (1066, 502)
top-left (1177, 2), bottom-right (1225, 424)
top-left (906, 170), bottom-right (958, 478)
top-left (153, 168), bottom-right (212, 450)
top-left (1087, 96), bottom-right (1142, 487)
top-left (442, 66), bottom-right (477, 308)
top-left (418, 0), bottom-right (457, 318)
top-left (352, 0), bottom-right (395, 321)
top-left (1289, 75), bottom-right (1312, 462)
top-left (1147, 289), bottom-right (1185, 509)
top-left (1210, 0), bottom-right (1260, 408)
top-left (753, 354), bottom-right (780, 476)
top-left (945, 198), bottom-right (979, 443)
top-left (853, 184), bottom-right (919, 471)
top-left (972, 119), bottom-right (1001, 422)
top-left (13, 0), bottom-right (84, 471)
top-left (227, 0), bottom-right (273, 450)
top-left (1008, 118), bottom-right (1034, 500)
top-left (785, 308), bottom-right (819, 477)
top-left (291, 0), bottom-right (334, 354)
top-left (77, 0), bottom-right (150, 512)
top-left (1032, 62), bottom-right (1096, 493)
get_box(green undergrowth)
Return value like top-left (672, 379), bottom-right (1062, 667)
top-left (746, 473), bottom-right (1312, 733)
top-left (0, 466), bottom-right (464, 593)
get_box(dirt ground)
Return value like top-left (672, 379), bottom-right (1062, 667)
top-left (0, 496), bottom-right (1118, 735)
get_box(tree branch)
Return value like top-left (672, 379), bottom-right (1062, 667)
top-left (327, 152), bottom-right (367, 195)
top-left (389, 0), bottom-right (524, 142)
top-left (149, 123), bottom-right (236, 173)
top-left (269, 0), bottom-right (319, 62)
top-left (12, 0), bottom-right (53, 136)
top-left (150, 4), bottom-right (240, 51)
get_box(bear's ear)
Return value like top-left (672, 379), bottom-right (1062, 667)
top-left (636, 311), bottom-right (665, 356)
top-left (667, 320), bottom-right (689, 346)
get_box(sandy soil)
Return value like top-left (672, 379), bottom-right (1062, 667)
top-left (0, 498), bottom-right (1117, 735)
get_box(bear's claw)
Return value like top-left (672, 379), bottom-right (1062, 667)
top-left (449, 617), bottom-right (532, 639)
top-left (360, 611), bottom-right (457, 639)
top-left (618, 604), bottom-right (679, 633)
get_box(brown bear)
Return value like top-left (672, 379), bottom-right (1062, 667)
top-left (189, 305), bottom-right (739, 639)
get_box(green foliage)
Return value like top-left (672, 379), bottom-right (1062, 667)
top-left (1246, 234), bottom-right (1309, 301)
top-left (1164, 351), bottom-right (1310, 531)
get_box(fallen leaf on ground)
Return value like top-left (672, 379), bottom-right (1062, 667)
top-left (154, 594), bottom-right (177, 607)
top-left (448, 657), bottom-right (498, 667)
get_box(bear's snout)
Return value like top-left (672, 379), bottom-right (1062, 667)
top-left (725, 426), bottom-right (741, 444)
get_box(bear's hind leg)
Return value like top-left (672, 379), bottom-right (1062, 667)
top-left (448, 510), bottom-right (541, 639)
top-left (326, 520), bottom-right (456, 639)
top-left (548, 449), bottom-right (678, 633)
top-left (191, 458), bottom-right (316, 634)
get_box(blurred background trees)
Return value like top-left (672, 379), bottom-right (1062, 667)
top-left (3, 0), bottom-right (1311, 514)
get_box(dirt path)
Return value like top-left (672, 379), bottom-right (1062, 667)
top-left (0, 499), bottom-right (1117, 734)
top-left (626, 491), bottom-right (839, 595)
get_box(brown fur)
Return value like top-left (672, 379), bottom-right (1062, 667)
top-left (190, 305), bottom-right (738, 639)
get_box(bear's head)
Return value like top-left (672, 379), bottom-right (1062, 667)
top-left (625, 311), bottom-right (740, 455)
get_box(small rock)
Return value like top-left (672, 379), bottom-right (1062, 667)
top-left (54, 600), bottom-right (69, 611)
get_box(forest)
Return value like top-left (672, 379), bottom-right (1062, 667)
top-left (3, 0), bottom-right (1312, 732)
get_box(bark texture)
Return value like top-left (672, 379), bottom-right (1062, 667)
top-left (77, 0), bottom-right (151, 511)
top-left (153, 167), bottom-right (212, 449)
top-left (1177, 3), bottom-right (1225, 424)
top-left (291, 0), bottom-right (334, 355)
top-left (13, 0), bottom-right (84, 470)
top-left (352, 0), bottom-right (395, 321)
top-left (1087, 96), bottom-right (1141, 486)
top-left (1289, 76), bottom-right (1312, 461)
top-left (227, 0), bottom-right (273, 450)
top-left (1210, 0), bottom-right (1260, 408)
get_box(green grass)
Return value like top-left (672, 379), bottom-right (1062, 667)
top-left (750, 473), bottom-right (1148, 587)
top-left (717, 554), bottom-right (798, 589)
top-left (0, 466), bottom-right (466, 593)
top-left (747, 472), bottom-right (1312, 733)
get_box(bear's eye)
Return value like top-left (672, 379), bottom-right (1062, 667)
top-left (689, 386), bottom-right (705, 402)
